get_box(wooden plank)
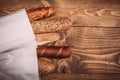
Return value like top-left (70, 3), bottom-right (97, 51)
top-left (46, 0), bottom-right (120, 9)
top-left (63, 27), bottom-right (120, 73)
top-left (68, 27), bottom-right (120, 48)
top-left (41, 73), bottom-right (120, 80)
top-left (46, 0), bottom-right (120, 27)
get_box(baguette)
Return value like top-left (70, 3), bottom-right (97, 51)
top-left (31, 17), bottom-right (72, 33)
top-left (27, 7), bottom-right (55, 21)
top-left (37, 46), bottom-right (71, 58)
top-left (35, 33), bottom-right (60, 45)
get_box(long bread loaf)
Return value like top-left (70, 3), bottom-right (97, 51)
top-left (35, 33), bottom-right (60, 45)
top-left (37, 46), bottom-right (71, 58)
top-left (27, 7), bottom-right (55, 21)
top-left (31, 17), bottom-right (72, 33)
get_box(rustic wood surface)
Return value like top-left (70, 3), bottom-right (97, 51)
top-left (43, 0), bottom-right (120, 79)
top-left (46, 0), bottom-right (120, 27)
top-left (41, 73), bottom-right (120, 80)
top-left (45, 0), bottom-right (120, 74)
top-left (0, 0), bottom-right (120, 80)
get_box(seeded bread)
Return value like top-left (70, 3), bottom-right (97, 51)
top-left (31, 17), bottom-right (72, 33)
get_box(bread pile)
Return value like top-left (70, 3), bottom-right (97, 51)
top-left (27, 6), bottom-right (72, 45)
top-left (27, 6), bottom-right (72, 75)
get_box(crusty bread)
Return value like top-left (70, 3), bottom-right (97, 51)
top-left (27, 7), bottom-right (55, 21)
top-left (35, 33), bottom-right (60, 45)
top-left (37, 46), bottom-right (71, 58)
top-left (38, 59), bottom-right (56, 76)
top-left (31, 17), bottom-right (72, 33)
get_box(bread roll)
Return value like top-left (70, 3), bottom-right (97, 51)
top-left (35, 33), bottom-right (60, 45)
top-left (27, 7), bottom-right (55, 21)
top-left (38, 59), bottom-right (56, 76)
top-left (31, 17), bottom-right (72, 33)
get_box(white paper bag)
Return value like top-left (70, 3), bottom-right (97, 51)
top-left (0, 9), bottom-right (40, 80)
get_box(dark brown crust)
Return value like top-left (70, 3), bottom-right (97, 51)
top-left (27, 7), bottom-right (56, 21)
top-left (37, 46), bottom-right (71, 58)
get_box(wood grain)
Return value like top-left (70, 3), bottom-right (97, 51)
top-left (46, 0), bottom-right (120, 27)
top-left (45, 0), bottom-right (120, 74)
top-left (65, 27), bottom-right (120, 73)
top-left (41, 73), bottom-right (120, 80)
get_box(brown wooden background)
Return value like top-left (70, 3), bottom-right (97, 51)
top-left (44, 0), bottom-right (120, 79)
top-left (0, 0), bottom-right (120, 80)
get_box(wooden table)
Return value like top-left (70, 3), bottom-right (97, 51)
top-left (0, 0), bottom-right (120, 79)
